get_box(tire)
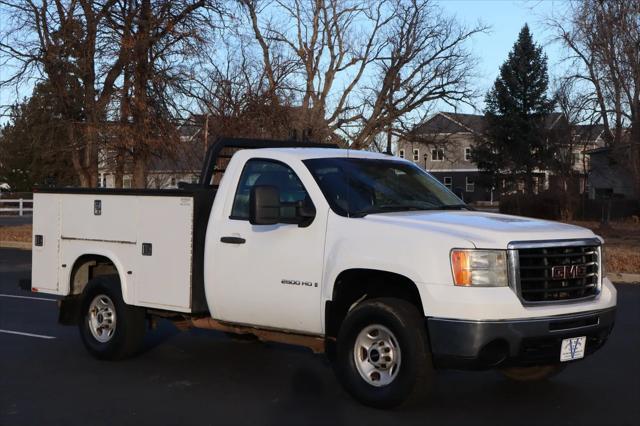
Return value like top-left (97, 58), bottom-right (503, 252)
top-left (500, 364), bottom-right (566, 382)
top-left (335, 298), bottom-right (430, 408)
top-left (78, 275), bottom-right (146, 360)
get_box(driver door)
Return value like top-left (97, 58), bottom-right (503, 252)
top-left (209, 159), bottom-right (326, 334)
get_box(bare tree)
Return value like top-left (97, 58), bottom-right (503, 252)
top-left (549, 0), bottom-right (640, 195)
top-left (353, 0), bottom-right (486, 149)
top-left (239, 0), bottom-right (391, 144)
top-left (0, 0), bottom-right (128, 187)
top-left (240, 0), bottom-right (484, 148)
top-left (97, 0), bottom-right (221, 187)
top-left (1, 0), bottom-right (220, 188)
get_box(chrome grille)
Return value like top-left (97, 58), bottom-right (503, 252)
top-left (509, 240), bottom-right (601, 304)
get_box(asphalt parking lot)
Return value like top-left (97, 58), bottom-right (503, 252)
top-left (0, 216), bottom-right (32, 226)
top-left (1, 248), bottom-right (639, 426)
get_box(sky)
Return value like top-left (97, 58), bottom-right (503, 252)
top-left (0, 0), bottom-right (569, 124)
top-left (435, 0), bottom-right (568, 114)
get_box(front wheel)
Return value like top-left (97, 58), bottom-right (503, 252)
top-left (500, 364), bottom-right (566, 382)
top-left (335, 298), bottom-right (430, 408)
top-left (79, 275), bottom-right (146, 360)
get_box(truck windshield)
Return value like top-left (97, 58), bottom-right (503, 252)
top-left (303, 157), bottom-right (468, 217)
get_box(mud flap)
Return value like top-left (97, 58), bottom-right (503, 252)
top-left (18, 279), bottom-right (32, 291)
top-left (58, 296), bottom-right (82, 325)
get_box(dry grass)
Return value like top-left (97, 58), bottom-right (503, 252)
top-left (604, 246), bottom-right (640, 274)
top-left (2, 220), bottom-right (638, 273)
top-left (0, 224), bottom-right (32, 243)
top-left (568, 221), bottom-right (640, 274)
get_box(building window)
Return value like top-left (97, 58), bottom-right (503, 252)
top-left (413, 149), bottom-right (419, 161)
top-left (466, 176), bottom-right (475, 192)
top-left (170, 177), bottom-right (177, 187)
top-left (399, 149), bottom-right (405, 159)
top-left (191, 175), bottom-right (198, 184)
top-left (123, 176), bottom-right (132, 189)
top-left (443, 176), bottom-right (452, 190)
top-left (464, 147), bottom-right (472, 161)
top-left (431, 148), bottom-right (444, 161)
top-left (572, 152), bottom-right (580, 165)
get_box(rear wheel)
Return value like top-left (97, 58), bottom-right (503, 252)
top-left (335, 298), bottom-right (430, 408)
top-left (79, 275), bottom-right (146, 360)
top-left (500, 364), bottom-right (566, 382)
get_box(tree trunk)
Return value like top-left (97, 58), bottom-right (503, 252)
top-left (132, 150), bottom-right (147, 188)
top-left (129, 0), bottom-right (152, 189)
top-left (631, 120), bottom-right (640, 199)
top-left (114, 147), bottom-right (126, 188)
top-left (85, 124), bottom-right (100, 187)
top-left (115, 64), bottom-right (132, 189)
top-left (524, 168), bottom-right (535, 195)
top-left (68, 122), bottom-right (94, 188)
top-left (71, 148), bottom-right (91, 188)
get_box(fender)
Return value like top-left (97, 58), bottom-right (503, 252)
top-left (322, 262), bottom-right (423, 305)
top-left (63, 249), bottom-right (133, 305)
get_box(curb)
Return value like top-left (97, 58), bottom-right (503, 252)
top-left (607, 273), bottom-right (640, 284)
top-left (0, 241), bottom-right (32, 250)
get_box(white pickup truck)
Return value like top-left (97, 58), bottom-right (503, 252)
top-left (29, 138), bottom-right (616, 407)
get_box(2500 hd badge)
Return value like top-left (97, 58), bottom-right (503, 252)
top-left (281, 279), bottom-right (318, 288)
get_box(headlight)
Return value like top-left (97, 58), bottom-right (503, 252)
top-left (450, 249), bottom-right (508, 287)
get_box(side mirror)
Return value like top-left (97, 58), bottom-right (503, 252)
top-left (296, 197), bottom-right (316, 228)
top-left (249, 185), bottom-right (280, 225)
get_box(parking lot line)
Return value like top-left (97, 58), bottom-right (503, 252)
top-left (0, 293), bottom-right (57, 302)
top-left (0, 329), bottom-right (56, 339)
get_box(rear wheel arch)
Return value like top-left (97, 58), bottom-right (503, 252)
top-left (325, 269), bottom-right (424, 339)
top-left (69, 254), bottom-right (123, 297)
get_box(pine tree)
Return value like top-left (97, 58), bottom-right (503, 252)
top-left (0, 82), bottom-right (79, 191)
top-left (472, 24), bottom-right (555, 195)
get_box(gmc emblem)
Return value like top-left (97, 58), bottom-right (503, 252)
top-left (551, 265), bottom-right (587, 280)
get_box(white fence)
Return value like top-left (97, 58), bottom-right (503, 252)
top-left (0, 199), bottom-right (33, 216)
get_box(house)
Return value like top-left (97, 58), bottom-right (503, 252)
top-left (98, 117), bottom-right (204, 189)
top-left (97, 106), bottom-right (332, 189)
top-left (397, 112), bottom-right (604, 203)
top-left (586, 144), bottom-right (637, 200)
top-left (397, 112), bottom-right (492, 203)
top-left (545, 124), bottom-right (608, 195)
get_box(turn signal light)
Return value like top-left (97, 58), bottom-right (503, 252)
top-left (451, 250), bottom-right (472, 286)
top-left (450, 249), bottom-right (508, 287)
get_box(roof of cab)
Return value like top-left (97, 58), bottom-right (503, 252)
top-left (238, 147), bottom-right (402, 161)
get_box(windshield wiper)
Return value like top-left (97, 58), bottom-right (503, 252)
top-left (428, 204), bottom-right (473, 211)
top-left (351, 204), bottom-right (432, 217)
top-left (351, 203), bottom-right (473, 218)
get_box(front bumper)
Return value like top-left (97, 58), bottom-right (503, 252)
top-left (427, 307), bottom-right (616, 369)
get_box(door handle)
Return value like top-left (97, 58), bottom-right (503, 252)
top-left (220, 236), bottom-right (246, 244)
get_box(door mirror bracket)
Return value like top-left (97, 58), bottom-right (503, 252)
top-left (296, 199), bottom-right (316, 228)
